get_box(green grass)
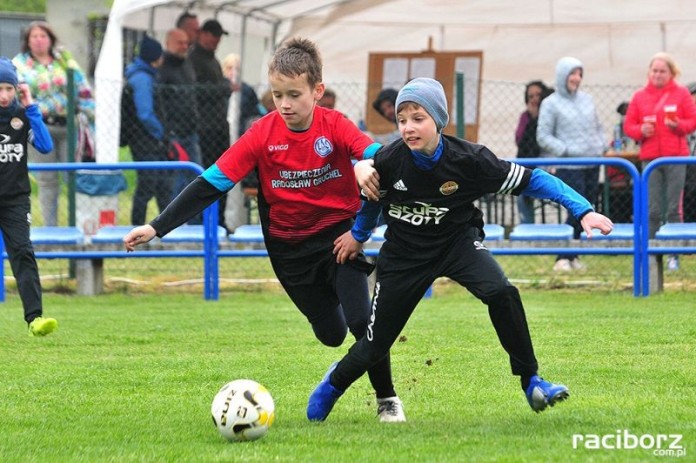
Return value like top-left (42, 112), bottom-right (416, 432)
top-left (1, 288), bottom-right (694, 462)
top-left (2, 0), bottom-right (45, 13)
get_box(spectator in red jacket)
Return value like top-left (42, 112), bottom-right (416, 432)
top-left (623, 52), bottom-right (696, 271)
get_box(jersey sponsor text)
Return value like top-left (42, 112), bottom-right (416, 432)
top-left (0, 143), bottom-right (24, 162)
top-left (388, 201), bottom-right (448, 225)
top-left (272, 163), bottom-right (343, 189)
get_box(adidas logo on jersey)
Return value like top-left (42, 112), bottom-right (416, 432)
top-left (393, 179), bottom-right (407, 191)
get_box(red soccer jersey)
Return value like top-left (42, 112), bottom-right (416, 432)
top-left (215, 106), bottom-right (375, 241)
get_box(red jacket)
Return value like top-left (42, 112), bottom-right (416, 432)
top-left (623, 79), bottom-right (696, 161)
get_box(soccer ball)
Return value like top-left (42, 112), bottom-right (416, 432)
top-left (211, 379), bottom-right (275, 442)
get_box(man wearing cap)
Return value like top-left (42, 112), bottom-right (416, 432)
top-left (124, 34), bottom-right (173, 225)
top-left (189, 19), bottom-right (228, 85)
top-left (189, 19), bottom-right (233, 232)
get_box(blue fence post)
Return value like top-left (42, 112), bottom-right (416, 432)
top-left (203, 200), bottom-right (220, 301)
top-left (640, 156), bottom-right (696, 296)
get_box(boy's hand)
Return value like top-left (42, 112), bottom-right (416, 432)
top-left (123, 225), bottom-right (157, 252)
top-left (333, 230), bottom-right (363, 264)
top-left (355, 159), bottom-right (381, 201)
top-left (17, 83), bottom-right (33, 106)
top-left (580, 212), bottom-right (614, 239)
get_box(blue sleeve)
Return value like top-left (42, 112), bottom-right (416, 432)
top-left (130, 72), bottom-right (164, 140)
top-left (201, 164), bottom-right (236, 192)
top-left (25, 104), bottom-right (53, 153)
top-left (350, 200), bottom-right (382, 242)
top-left (363, 142), bottom-right (382, 160)
top-left (522, 169), bottom-right (594, 219)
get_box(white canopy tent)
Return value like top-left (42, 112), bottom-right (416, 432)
top-left (95, 0), bottom-right (696, 161)
top-left (94, 0), bottom-right (376, 162)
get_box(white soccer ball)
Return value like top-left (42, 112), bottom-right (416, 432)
top-left (211, 379), bottom-right (275, 442)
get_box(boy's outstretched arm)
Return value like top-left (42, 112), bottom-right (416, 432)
top-left (124, 167), bottom-right (231, 251)
top-left (579, 211), bottom-right (614, 239)
top-left (522, 169), bottom-right (614, 239)
top-left (124, 224), bottom-right (156, 251)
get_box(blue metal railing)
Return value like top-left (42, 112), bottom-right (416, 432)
top-left (639, 157), bottom-right (696, 296)
top-left (0, 157), bottom-right (651, 300)
top-left (515, 157), bottom-right (642, 296)
top-left (0, 161), bottom-right (221, 300)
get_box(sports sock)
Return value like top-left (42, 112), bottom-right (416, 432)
top-left (521, 375), bottom-right (533, 391)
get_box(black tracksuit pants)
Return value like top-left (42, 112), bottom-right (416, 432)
top-left (267, 220), bottom-right (396, 399)
top-left (0, 201), bottom-right (43, 323)
top-left (332, 224), bottom-right (539, 391)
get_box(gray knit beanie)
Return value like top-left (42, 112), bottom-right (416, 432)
top-left (395, 77), bottom-right (449, 131)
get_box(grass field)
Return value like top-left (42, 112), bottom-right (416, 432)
top-left (1, 286), bottom-right (694, 462)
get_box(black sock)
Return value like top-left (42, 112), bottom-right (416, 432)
top-left (521, 375), bottom-right (533, 391)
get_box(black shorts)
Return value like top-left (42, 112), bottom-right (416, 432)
top-left (267, 219), bottom-right (374, 288)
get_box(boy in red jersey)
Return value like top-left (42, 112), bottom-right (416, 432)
top-left (123, 37), bottom-right (405, 422)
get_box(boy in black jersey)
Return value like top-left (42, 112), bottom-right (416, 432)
top-left (308, 77), bottom-right (614, 421)
top-left (0, 57), bottom-right (57, 336)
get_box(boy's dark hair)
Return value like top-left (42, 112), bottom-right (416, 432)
top-left (176, 11), bottom-right (197, 28)
top-left (616, 101), bottom-right (629, 116)
top-left (524, 80), bottom-right (551, 104)
top-left (372, 88), bottom-right (398, 116)
top-left (268, 37), bottom-right (322, 87)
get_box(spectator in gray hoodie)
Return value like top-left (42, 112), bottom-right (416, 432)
top-left (537, 56), bottom-right (606, 272)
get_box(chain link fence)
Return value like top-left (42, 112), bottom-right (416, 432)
top-left (13, 78), bottom-right (695, 295)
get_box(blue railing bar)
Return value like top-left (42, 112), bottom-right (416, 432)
top-left (26, 161), bottom-right (220, 300)
top-left (639, 157), bottom-right (696, 296)
top-left (507, 157), bottom-right (642, 296)
top-left (0, 158), bottom-right (646, 300)
top-left (645, 248), bottom-right (696, 255)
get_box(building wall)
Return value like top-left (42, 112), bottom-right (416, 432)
top-left (46, 0), bottom-right (111, 73)
top-left (0, 12), bottom-right (45, 58)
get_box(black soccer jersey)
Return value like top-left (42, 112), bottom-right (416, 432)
top-left (373, 135), bottom-right (531, 251)
top-left (0, 105), bottom-right (52, 206)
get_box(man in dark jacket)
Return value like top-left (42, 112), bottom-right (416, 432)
top-left (158, 28), bottom-right (202, 201)
top-left (188, 19), bottom-right (231, 167)
top-left (188, 19), bottom-right (232, 231)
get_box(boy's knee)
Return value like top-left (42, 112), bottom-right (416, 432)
top-left (347, 317), bottom-right (370, 341)
top-left (313, 325), bottom-right (347, 347)
top-left (12, 245), bottom-right (34, 260)
top-left (482, 285), bottom-right (521, 306)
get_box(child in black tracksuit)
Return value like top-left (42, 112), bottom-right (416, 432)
top-left (0, 57), bottom-right (56, 336)
top-left (308, 77), bottom-right (615, 421)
